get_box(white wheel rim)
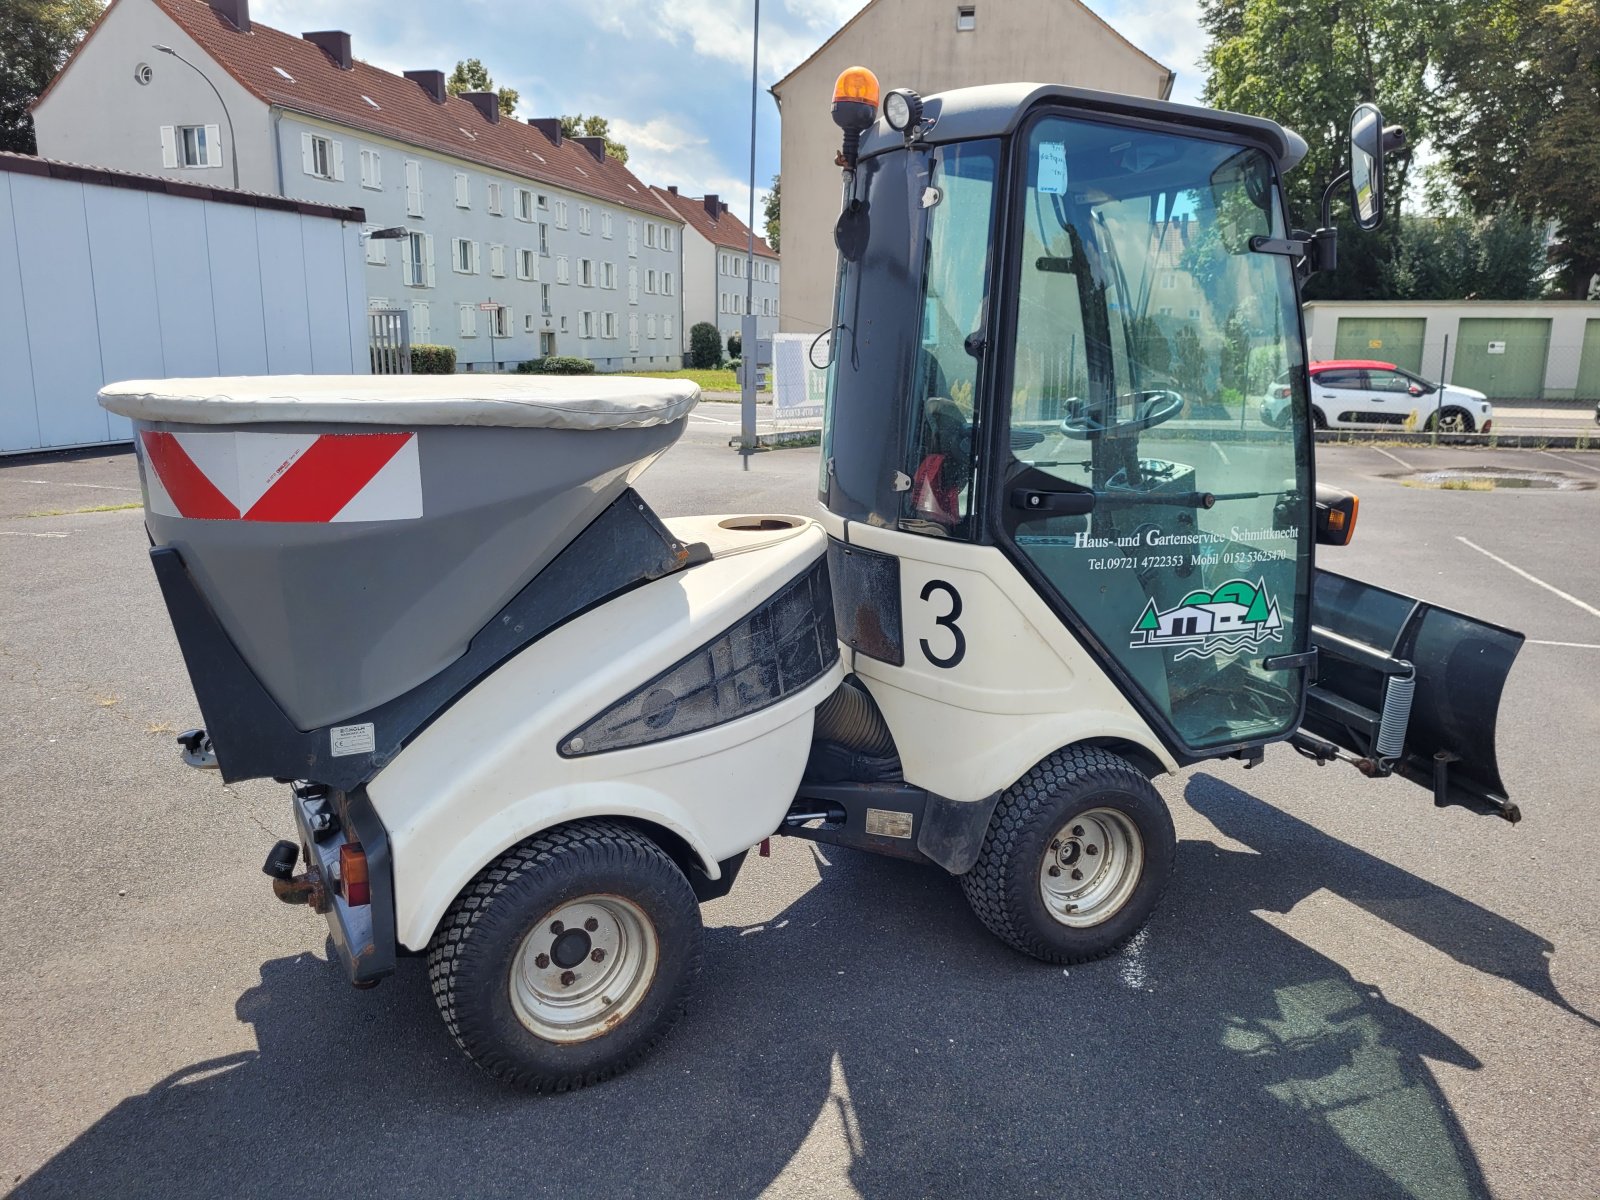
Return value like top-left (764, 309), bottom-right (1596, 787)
top-left (510, 895), bottom-right (659, 1043)
top-left (1038, 808), bottom-right (1145, 928)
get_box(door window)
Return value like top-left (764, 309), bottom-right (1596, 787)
top-left (1314, 369), bottom-right (1364, 390)
top-left (904, 141), bottom-right (1000, 538)
top-left (1002, 114), bottom-right (1310, 751)
top-left (1366, 369), bottom-right (1412, 393)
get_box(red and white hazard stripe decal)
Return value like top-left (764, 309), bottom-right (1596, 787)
top-left (139, 431), bottom-right (422, 522)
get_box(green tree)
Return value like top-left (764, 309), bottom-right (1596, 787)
top-left (688, 322), bottom-right (722, 368)
top-left (1379, 212), bottom-right (1547, 299)
top-left (1200, 0), bottom-right (1435, 299)
top-left (0, 0), bottom-right (103, 154)
top-left (559, 114), bottom-right (628, 164)
top-left (763, 174), bottom-right (780, 252)
top-left (1431, 0), bottom-right (1600, 296)
top-left (446, 58), bottom-right (518, 117)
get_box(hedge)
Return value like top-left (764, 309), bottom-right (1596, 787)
top-left (410, 344), bottom-right (456, 374)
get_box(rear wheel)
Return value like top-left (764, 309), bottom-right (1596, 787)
top-left (960, 746), bottom-right (1175, 963)
top-left (1427, 407), bottom-right (1474, 433)
top-left (1311, 406), bottom-right (1328, 430)
top-left (428, 820), bottom-right (702, 1091)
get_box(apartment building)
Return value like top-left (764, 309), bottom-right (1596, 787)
top-left (651, 187), bottom-right (779, 355)
top-left (31, 0), bottom-right (685, 371)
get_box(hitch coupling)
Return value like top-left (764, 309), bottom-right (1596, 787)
top-left (263, 840), bottom-right (329, 910)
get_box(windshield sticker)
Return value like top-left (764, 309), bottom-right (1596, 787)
top-left (1130, 578), bottom-right (1283, 661)
top-left (1038, 142), bottom-right (1068, 195)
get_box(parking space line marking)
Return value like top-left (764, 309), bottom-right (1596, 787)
top-left (14, 478), bottom-right (137, 491)
top-left (1372, 446), bottom-right (1413, 471)
top-left (1539, 450), bottom-right (1600, 475)
top-left (1529, 640), bottom-right (1600, 649)
top-left (0, 530), bottom-right (69, 538)
top-left (1457, 536), bottom-right (1600, 619)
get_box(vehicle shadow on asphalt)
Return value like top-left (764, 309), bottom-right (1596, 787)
top-left (18, 773), bottom-right (1576, 1200)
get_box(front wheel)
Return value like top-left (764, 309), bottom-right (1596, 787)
top-left (427, 819), bottom-right (703, 1091)
top-left (1427, 407), bottom-right (1475, 433)
top-left (960, 746), bottom-right (1175, 963)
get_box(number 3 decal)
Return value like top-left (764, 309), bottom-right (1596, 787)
top-left (919, 579), bottom-right (966, 669)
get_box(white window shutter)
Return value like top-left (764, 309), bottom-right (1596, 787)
top-left (372, 152), bottom-right (382, 188)
top-left (301, 131), bottom-right (314, 175)
top-left (424, 234), bottom-right (436, 287)
top-left (471, 241), bottom-right (481, 274)
top-left (160, 126), bottom-right (177, 168)
top-left (501, 307), bottom-right (513, 336)
top-left (400, 234), bottom-right (414, 282)
top-left (203, 124), bottom-right (221, 168)
top-left (331, 140), bottom-right (345, 181)
top-left (628, 266), bottom-right (638, 304)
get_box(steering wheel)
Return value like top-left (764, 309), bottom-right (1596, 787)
top-left (1059, 390), bottom-right (1185, 440)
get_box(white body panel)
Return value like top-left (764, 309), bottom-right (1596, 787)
top-left (822, 512), bottom-right (1177, 804)
top-left (370, 520), bottom-right (841, 950)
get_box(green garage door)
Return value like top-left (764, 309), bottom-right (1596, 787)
top-left (1576, 320), bottom-right (1600, 401)
top-left (1453, 317), bottom-right (1551, 400)
top-left (1333, 316), bottom-right (1426, 372)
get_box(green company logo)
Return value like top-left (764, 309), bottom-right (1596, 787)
top-left (1130, 578), bottom-right (1284, 661)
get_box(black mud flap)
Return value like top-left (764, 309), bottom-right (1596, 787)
top-left (1295, 570), bottom-right (1524, 822)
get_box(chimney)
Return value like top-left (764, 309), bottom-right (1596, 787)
top-left (527, 118), bottom-right (562, 147)
top-left (208, 0), bottom-right (250, 32)
top-left (404, 69), bottom-right (447, 103)
top-left (462, 92), bottom-right (501, 124)
top-left (703, 193), bottom-right (720, 219)
top-left (575, 136), bottom-right (607, 163)
top-left (302, 30), bottom-right (351, 69)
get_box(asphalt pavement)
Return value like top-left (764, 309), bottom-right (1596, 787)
top-left (2, 432), bottom-right (1597, 1199)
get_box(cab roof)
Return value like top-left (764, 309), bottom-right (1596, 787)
top-left (859, 82), bottom-right (1307, 173)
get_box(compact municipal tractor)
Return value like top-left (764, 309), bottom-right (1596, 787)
top-left (103, 74), bottom-right (1522, 1091)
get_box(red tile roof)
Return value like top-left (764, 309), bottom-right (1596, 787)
top-left (131, 0), bottom-right (683, 223)
top-left (650, 186), bottom-right (776, 256)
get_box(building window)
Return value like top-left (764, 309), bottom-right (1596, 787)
top-left (555, 200), bottom-right (569, 229)
top-left (302, 132), bottom-right (338, 179)
top-left (602, 312), bottom-right (617, 339)
top-left (579, 205), bottom-right (591, 234)
top-left (525, 313), bottom-right (537, 333)
top-left (579, 311), bottom-right (594, 339)
top-left (556, 255), bottom-right (570, 284)
top-left (956, 5), bottom-right (976, 32)
top-left (459, 305), bottom-right (478, 337)
top-left (602, 261), bottom-right (616, 290)
top-left (177, 125), bottom-right (214, 168)
top-left (491, 306), bottom-right (512, 338)
top-left (454, 172), bottom-right (470, 208)
top-left (579, 258), bottom-right (595, 287)
top-left (403, 232), bottom-right (432, 288)
top-left (645, 222), bottom-right (657, 249)
top-left (454, 238), bottom-right (479, 274)
top-left (537, 192), bottom-right (550, 211)
top-left (663, 271), bottom-right (674, 296)
top-left (559, 315), bottom-right (569, 332)
top-left (487, 181), bottom-right (503, 215)
top-left (516, 188), bottom-right (534, 221)
top-left (359, 147), bottom-right (381, 190)
top-left (489, 244), bottom-right (506, 278)
top-left (645, 269), bottom-right (656, 294)
top-left (517, 248), bottom-right (536, 281)
top-left (540, 283), bottom-right (552, 315)
top-left (538, 223), bottom-right (550, 256)
top-left (601, 212), bottom-right (613, 239)
top-left (662, 226), bottom-right (673, 252)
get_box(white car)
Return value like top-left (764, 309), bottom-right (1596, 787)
top-left (1261, 360), bottom-right (1493, 433)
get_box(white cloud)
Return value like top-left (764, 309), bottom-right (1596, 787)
top-left (1084, 0), bottom-right (1208, 104)
top-left (609, 114), bottom-right (766, 221)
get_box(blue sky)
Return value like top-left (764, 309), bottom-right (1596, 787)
top-left (253, 0), bottom-right (1208, 221)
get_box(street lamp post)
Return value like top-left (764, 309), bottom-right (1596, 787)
top-left (739, 0), bottom-right (761, 455)
top-left (153, 44), bottom-right (239, 191)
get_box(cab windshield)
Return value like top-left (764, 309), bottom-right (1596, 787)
top-left (1003, 113), bottom-right (1311, 750)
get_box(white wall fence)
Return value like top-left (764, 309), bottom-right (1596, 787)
top-left (0, 154), bottom-right (369, 456)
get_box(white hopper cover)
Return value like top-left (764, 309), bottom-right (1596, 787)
top-left (98, 374), bottom-right (699, 431)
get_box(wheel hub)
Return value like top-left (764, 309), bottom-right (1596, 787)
top-left (1039, 808), bottom-right (1144, 928)
top-left (510, 895), bottom-right (659, 1043)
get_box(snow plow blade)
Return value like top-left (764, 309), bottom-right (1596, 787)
top-left (1297, 570), bottom-right (1524, 822)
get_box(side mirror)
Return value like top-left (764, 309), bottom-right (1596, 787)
top-left (1408, 384), bottom-right (1424, 396)
top-left (1314, 484), bottom-right (1359, 547)
top-left (1349, 103), bottom-right (1406, 232)
top-left (1349, 103), bottom-right (1385, 230)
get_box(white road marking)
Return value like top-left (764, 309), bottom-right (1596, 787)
top-left (1372, 446), bottom-right (1413, 471)
top-left (1529, 640), bottom-right (1600, 649)
top-left (14, 478), bottom-right (136, 492)
top-left (0, 530), bottom-right (69, 538)
top-left (1209, 442), bottom-right (1231, 465)
top-left (1539, 450), bottom-right (1600, 475)
top-left (1457, 536), bottom-right (1600, 619)
top-left (690, 410), bottom-right (736, 425)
